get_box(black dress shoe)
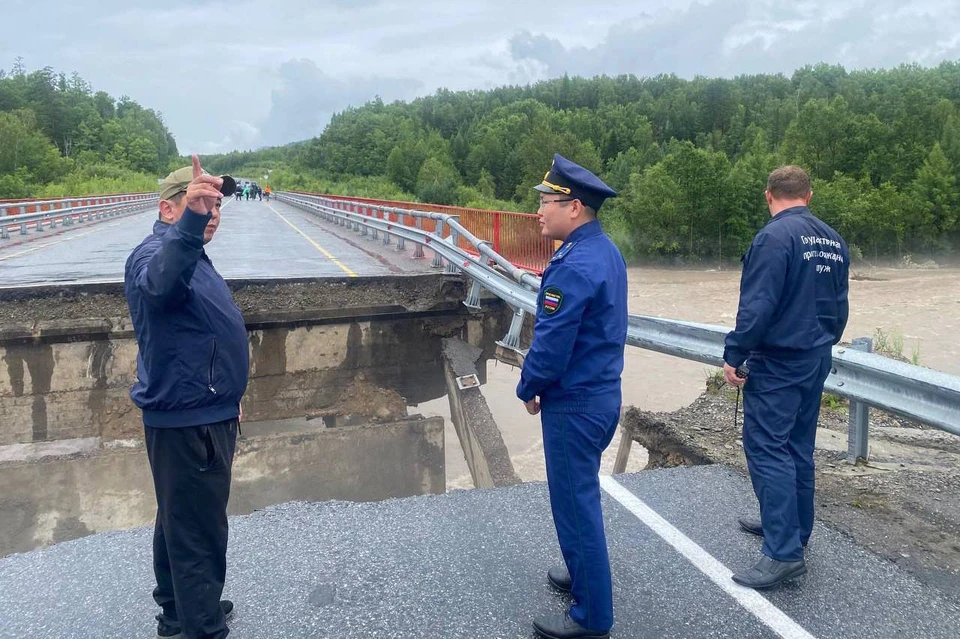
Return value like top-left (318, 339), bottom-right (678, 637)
top-left (737, 517), bottom-right (808, 547)
top-left (547, 565), bottom-right (572, 593)
top-left (156, 600), bottom-right (235, 638)
top-left (732, 555), bottom-right (806, 589)
top-left (533, 612), bottom-right (610, 639)
top-left (738, 517), bottom-right (764, 537)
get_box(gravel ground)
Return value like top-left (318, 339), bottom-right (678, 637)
top-left (622, 386), bottom-right (960, 603)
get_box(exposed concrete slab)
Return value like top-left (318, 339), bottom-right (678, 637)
top-left (441, 338), bottom-right (520, 488)
top-left (0, 415), bottom-right (444, 557)
top-left (0, 275), bottom-right (512, 446)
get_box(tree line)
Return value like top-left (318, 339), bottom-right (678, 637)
top-left (0, 58), bottom-right (177, 198)
top-left (284, 61), bottom-right (960, 262)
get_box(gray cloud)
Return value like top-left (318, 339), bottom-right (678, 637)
top-left (1, 1), bottom-right (959, 154)
top-left (256, 59), bottom-right (423, 148)
top-left (509, 0), bottom-right (960, 79)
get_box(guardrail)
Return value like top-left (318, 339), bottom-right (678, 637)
top-left (306, 192), bottom-right (553, 274)
top-left (0, 195), bottom-right (157, 239)
top-left (277, 191), bottom-right (960, 460)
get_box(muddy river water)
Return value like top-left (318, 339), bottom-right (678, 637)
top-left (418, 266), bottom-right (960, 489)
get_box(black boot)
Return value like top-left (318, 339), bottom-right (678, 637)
top-left (547, 565), bottom-right (572, 593)
top-left (533, 611), bottom-right (610, 639)
top-left (732, 556), bottom-right (806, 589)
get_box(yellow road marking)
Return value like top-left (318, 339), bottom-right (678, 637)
top-left (0, 220), bottom-right (127, 262)
top-left (265, 202), bottom-right (358, 277)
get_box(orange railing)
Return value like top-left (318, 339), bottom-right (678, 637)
top-left (291, 192), bottom-right (553, 274)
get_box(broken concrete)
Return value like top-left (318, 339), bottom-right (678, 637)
top-left (0, 275), bottom-right (512, 447)
top-left (0, 414), bottom-right (444, 556)
top-left (441, 338), bottom-right (521, 488)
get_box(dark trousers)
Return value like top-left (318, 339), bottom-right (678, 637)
top-left (742, 355), bottom-right (831, 562)
top-left (145, 420), bottom-right (238, 639)
top-left (542, 410), bottom-right (620, 632)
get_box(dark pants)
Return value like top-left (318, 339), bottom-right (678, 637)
top-left (145, 420), bottom-right (238, 639)
top-left (742, 355), bottom-right (831, 562)
top-left (542, 410), bottom-right (620, 632)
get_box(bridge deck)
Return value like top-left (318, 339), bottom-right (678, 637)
top-left (0, 197), bottom-right (432, 286)
top-left (1, 465), bottom-right (957, 638)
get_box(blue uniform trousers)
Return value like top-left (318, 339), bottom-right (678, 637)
top-left (542, 410), bottom-right (620, 632)
top-left (742, 354), bottom-right (832, 562)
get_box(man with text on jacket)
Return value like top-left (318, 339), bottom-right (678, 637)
top-left (723, 165), bottom-right (849, 589)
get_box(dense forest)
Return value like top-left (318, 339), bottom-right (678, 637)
top-left (283, 61), bottom-right (960, 262)
top-left (0, 58), bottom-right (177, 198)
top-left (4, 57), bottom-right (960, 263)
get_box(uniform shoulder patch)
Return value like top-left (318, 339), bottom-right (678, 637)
top-left (542, 286), bottom-right (563, 314)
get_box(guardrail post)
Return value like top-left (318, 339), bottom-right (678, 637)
top-left (370, 208), bottom-right (379, 241)
top-left (463, 279), bottom-right (483, 310)
top-left (445, 217), bottom-right (460, 275)
top-left (846, 337), bottom-right (873, 463)
top-left (432, 219), bottom-right (445, 268)
top-left (500, 306), bottom-right (527, 350)
top-left (413, 217), bottom-right (425, 259)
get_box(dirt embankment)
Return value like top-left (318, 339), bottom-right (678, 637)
top-left (622, 386), bottom-right (960, 602)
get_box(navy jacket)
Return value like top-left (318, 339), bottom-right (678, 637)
top-left (724, 206), bottom-right (850, 367)
top-left (124, 210), bottom-right (249, 428)
top-left (517, 220), bottom-right (628, 413)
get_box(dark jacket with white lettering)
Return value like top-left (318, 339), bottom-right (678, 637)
top-left (724, 206), bottom-right (850, 367)
top-left (517, 220), bottom-right (628, 412)
top-left (124, 210), bottom-right (249, 428)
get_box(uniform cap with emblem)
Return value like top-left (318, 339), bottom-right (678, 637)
top-left (159, 166), bottom-right (236, 201)
top-left (533, 153), bottom-right (617, 211)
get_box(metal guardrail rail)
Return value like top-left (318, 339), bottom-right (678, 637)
top-left (0, 195), bottom-right (157, 240)
top-left (277, 191), bottom-right (960, 454)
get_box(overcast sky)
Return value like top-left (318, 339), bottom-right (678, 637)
top-left (3, 0), bottom-right (959, 155)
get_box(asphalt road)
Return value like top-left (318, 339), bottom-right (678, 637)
top-left (0, 465), bottom-right (957, 638)
top-left (0, 197), bottom-right (432, 287)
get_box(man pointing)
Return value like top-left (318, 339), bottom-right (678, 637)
top-left (125, 156), bottom-right (248, 638)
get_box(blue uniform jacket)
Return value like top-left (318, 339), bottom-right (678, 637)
top-left (724, 206), bottom-right (850, 368)
top-left (517, 220), bottom-right (628, 413)
top-left (124, 210), bottom-right (249, 428)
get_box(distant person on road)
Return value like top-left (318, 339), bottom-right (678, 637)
top-left (723, 165), bottom-right (849, 589)
top-left (256, 186), bottom-right (262, 201)
top-left (124, 156), bottom-right (248, 639)
top-left (517, 154), bottom-right (625, 639)
top-left (263, 186), bottom-right (271, 201)
top-left (243, 185), bottom-right (251, 201)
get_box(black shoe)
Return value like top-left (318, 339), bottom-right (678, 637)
top-left (738, 517), bottom-right (764, 537)
top-left (737, 517), bottom-right (809, 547)
top-left (156, 600), bottom-right (235, 638)
top-left (533, 611), bottom-right (610, 639)
top-left (732, 556), bottom-right (806, 589)
top-left (547, 565), bottom-right (572, 593)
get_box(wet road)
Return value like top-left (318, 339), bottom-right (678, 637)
top-left (0, 197), bottom-right (432, 287)
top-left (1, 465), bottom-right (957, 638)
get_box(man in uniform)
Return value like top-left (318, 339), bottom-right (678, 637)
top-left (125, 156), bottom-right (248, 638)
top-left (723, 165), bottom-right (849, 589)
top-left (518, 154), bottom-right (626, 639)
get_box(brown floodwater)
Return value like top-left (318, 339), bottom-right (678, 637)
top-left (418, 266), bottom-right (960, 488)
